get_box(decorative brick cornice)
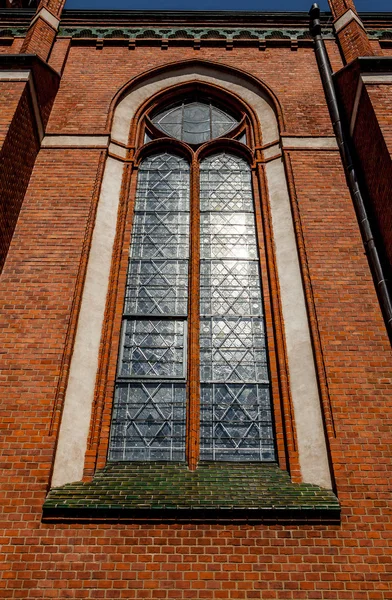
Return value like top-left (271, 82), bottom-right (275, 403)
top-left (58, 26), bottom-right (331, 42)
top-left (1, 10), bottom-right (392, 45)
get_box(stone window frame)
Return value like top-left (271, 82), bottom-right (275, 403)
top-left (50, 62), bottom-right (333, 494)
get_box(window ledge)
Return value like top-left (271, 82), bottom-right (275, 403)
top-left (42, 462), bottom-right (340, 524)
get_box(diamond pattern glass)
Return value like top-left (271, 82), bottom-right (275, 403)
top-left (200, 317), bottom-right (268, 383)
top-left (109, 153), bottom-right (189, 461)
top-left (200, 154), bottom-right (253, 212)
top-left (119, 319), bottom-right (186, 379)
top-left (200, 213), bottom-right (257, 259)
top-left (200, 260), bottom-right (262, 316)
top-left (200, 384), bottom-right (275, 461)
top-left (129, 154), bottom-right (190, 318)
top-left (125, 260), bottom-right (188, 316)
top-left (152, 101), bottom-right (238, 144)
top-left (199, 153), bottom-right (275, 461)
top-left (131, 212), bottom-right (189, 260)
top-left (109, 383), bottom-right (185, 461)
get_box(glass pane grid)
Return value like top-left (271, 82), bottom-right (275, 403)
top-left (131, 212), bottom-right (189, 260)
top-left (200, 154), bottom-right (253, 212)
top-left (200, 260), bottom-right (262, 317)
top-left (126, 154), bottom-right (190, 319)
top-left (199, 153), bottom-right (275, 462)
top-left (110, 153), bottom-right (189, 462)
top-left (200, 212), bottom-right (258, 260)
top-left (200, 317), bottom-right (268, 383)
top-left (200, 383), bottom-right (275, 461)
top-left (120, 319), bottom-right (186, 379)
top-left (125, 260), bottom-right (188, 316)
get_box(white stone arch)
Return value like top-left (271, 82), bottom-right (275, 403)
top-left (51, 63), bottom-right (332, 490)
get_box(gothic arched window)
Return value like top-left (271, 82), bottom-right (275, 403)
top-left (108, 96), bottom-right (276, 466)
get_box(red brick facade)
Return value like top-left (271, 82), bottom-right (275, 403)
top-left (0, 2), bottom-right (391, 599)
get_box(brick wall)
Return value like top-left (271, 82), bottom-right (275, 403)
top-left (0, 38), bottom-right (25, 54)
top-left (46, 44), bottom-right (342, 135)
top-left (354, 85), bottom-right (392, 274)
top-left (21, 17), bottom-right (57, 61)
top-left (0, 149), bottom-right (103, 519)
top-left (335, 20), bottom-right (374, 63)
top-left (0, 81), bottom-right (39, 270)
top-left (367, 84), bottom-right (392, 158)
top-left (0, 31), bottom-right (391, 600)
top-left (0, 57), bottom-right (59, 271)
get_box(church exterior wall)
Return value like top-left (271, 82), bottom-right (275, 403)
top-left (0, 6), bottom-right (391, 599)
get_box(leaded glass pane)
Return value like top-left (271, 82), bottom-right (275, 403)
top-left (125, 260), bottom-right (188, 315)
top-left (127, 153), bottom-right (189, 317)
top-left (237, 131), bottom-right (247, 145)
top-left (200, 260), bottom-right (262, 316)
top-left (211, 106), bottom-right (239, 139)
top-left (199, 153), bottom-right (275, 462)
top-left (136, 153), bottom-right (189, 212)
top-left (151, 105), bottom-right (183, 141)
top-left (119, 319), bottom-right (186, 379)
top-left (200, 317), bottom-right (268, 383)
top-left (109, 383), bottom-right (185, 461)
top-left (109, 153), bottom-right (189, 462)
top-left (131, 212), bottom-right (189, 259)
top-left (183, 103), bottom-right (211, 145)
top-left (200, 153), bottom-right (253, 212)
top-left (152, 101), bottom-right (238, 144)
top-left (200, 213), bottom-right (257, 259)
top-left (200, 384), bottom-right (275, 461)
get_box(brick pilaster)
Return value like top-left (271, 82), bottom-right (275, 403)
top-left (327, 0), bottom-right (373, 63)
top-left (20, 0), bottom-right (66, 61)
top-left (0, 55), bottom-right (60, 271)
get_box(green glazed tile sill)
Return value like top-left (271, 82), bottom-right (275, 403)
top-left (42, 462), bottom-right (340, 524)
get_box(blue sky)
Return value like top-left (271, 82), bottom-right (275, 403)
top-left (64, 0), bottom-right (391, 11)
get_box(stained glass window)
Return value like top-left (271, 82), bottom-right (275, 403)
top-left (199, 153), bottom-right (275, 461)
top-left (109, 153), bottom-right (189, 461)
top-left (109, 101), bottom-right (275, 465)
top-left (152, 101), bottom-right (238, 145)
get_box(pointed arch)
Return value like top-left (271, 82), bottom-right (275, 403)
top-left (107, 59), bottom-right (285, 138)
top-left (109, 60), bottom-right (282, 149)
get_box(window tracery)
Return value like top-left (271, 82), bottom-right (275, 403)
top-left (152, 100), bottom-right (238, 144)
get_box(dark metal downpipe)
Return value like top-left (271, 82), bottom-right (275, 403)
top-left (309, 3), bottom-right (392, 342)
